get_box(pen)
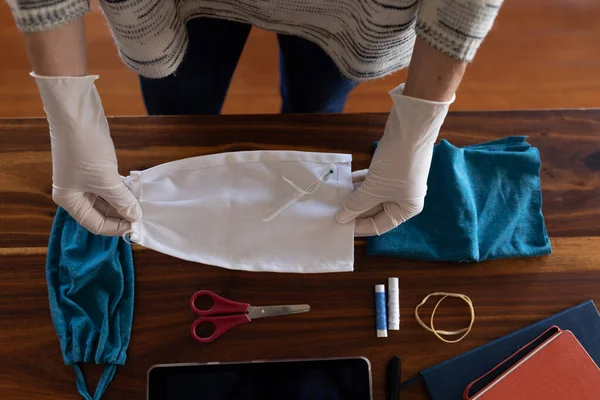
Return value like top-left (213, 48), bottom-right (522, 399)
top-left (387, 356), bottom-right (401, 400)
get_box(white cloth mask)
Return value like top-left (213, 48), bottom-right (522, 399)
top-left (123, 151), bottom-right (354, 273)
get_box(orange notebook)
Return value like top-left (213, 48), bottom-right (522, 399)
top-left (464, 328), bottom-right (600, 400)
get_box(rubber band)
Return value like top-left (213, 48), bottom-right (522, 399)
top-left (415, 292), bottom-right (475, 344)
top-left (122, 229), bottom-right (140, 245)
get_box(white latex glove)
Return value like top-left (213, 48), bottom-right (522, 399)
top-left (32, 73), bottom-right (141, 236)
top-left (336, 84), bottom-right (454, 236)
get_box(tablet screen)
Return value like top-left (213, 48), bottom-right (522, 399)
top-left (148, 357), bottom-right (372, 400)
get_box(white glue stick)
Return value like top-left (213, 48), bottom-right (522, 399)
top-left (387, 277), bottom-right (400, 330)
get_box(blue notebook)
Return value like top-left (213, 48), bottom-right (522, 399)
top-left (419, 301), bottom-right (600, 400)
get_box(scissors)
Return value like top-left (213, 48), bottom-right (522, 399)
top-left (190, 290), bottom-right (311, 343)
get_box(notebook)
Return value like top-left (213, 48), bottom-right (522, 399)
top-left (466, 329), bottom-right (600, 400)
top-left (420, 301), bottom-right (600, 400)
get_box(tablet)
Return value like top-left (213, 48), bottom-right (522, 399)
top-left (148, 357), bottom-right (372, 400)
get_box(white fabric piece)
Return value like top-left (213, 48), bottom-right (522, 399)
top-left (123, 151), bottom-right (354, 273)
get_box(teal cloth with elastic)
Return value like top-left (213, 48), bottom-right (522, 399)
top-left (47, 207), bottom-right (134, 399)
top-left (366, 137), bottom-right (552, 262)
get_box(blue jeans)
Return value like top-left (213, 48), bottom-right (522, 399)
top-left (139, 18), bottom-right (359, 115)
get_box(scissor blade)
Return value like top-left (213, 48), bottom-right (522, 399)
top-left (247, 304), bottom-right (311, 320)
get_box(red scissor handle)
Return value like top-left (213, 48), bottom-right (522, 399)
top-left (191, 315), bottom-right (251, 343)
top-left (190, 290), bottom-right (250, 316)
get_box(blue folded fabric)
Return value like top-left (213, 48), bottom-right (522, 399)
top-left (47, 207), bottom-right (134, 399)
top-left (366, 137), bottom-right (551, 262)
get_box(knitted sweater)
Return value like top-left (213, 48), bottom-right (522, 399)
top-left (7, 0), bottom-right (503, 80)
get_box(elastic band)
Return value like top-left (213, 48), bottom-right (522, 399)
top-left (415, 292), bottom-right (475, 343)
top-left (73, 364), bottom-right (118, 400)
top-left (122, 229), bottom-right (139, 245)
top-left (263, 164), bottom-right (335, 222)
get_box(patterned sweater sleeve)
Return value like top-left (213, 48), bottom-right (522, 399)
top-left (416, 0), bottom-right (504, 62)
top-left (6, 0), bottom-right (90, 32)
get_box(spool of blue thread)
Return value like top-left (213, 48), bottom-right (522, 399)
top-left (375, 284), bottom-right (388, 338)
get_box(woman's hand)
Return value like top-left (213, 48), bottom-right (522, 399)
top-left (336, 37), bottom-right (465, 236)
top-left (24, 18), bottom-right (140, 236)
top-left (33, 74), bottom-right (142, 236)
top-left (336, 85), bottom-right (453, 236)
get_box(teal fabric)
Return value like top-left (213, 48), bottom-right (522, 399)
top-left (366, 137), bottom-right (552, 262)
top-left (47, 207), bottom-right (134, 399)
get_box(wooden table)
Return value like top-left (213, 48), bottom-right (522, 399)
top-left (1, 111), bottom-right (600, 399)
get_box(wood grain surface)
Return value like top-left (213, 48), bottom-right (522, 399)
top-left (1, 110), bottom-right (600, 399)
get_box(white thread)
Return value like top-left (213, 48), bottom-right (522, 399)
top-left (263, 164), bottom-right (335, 222)
top-left (387, 277), bottom-right (400, 330)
